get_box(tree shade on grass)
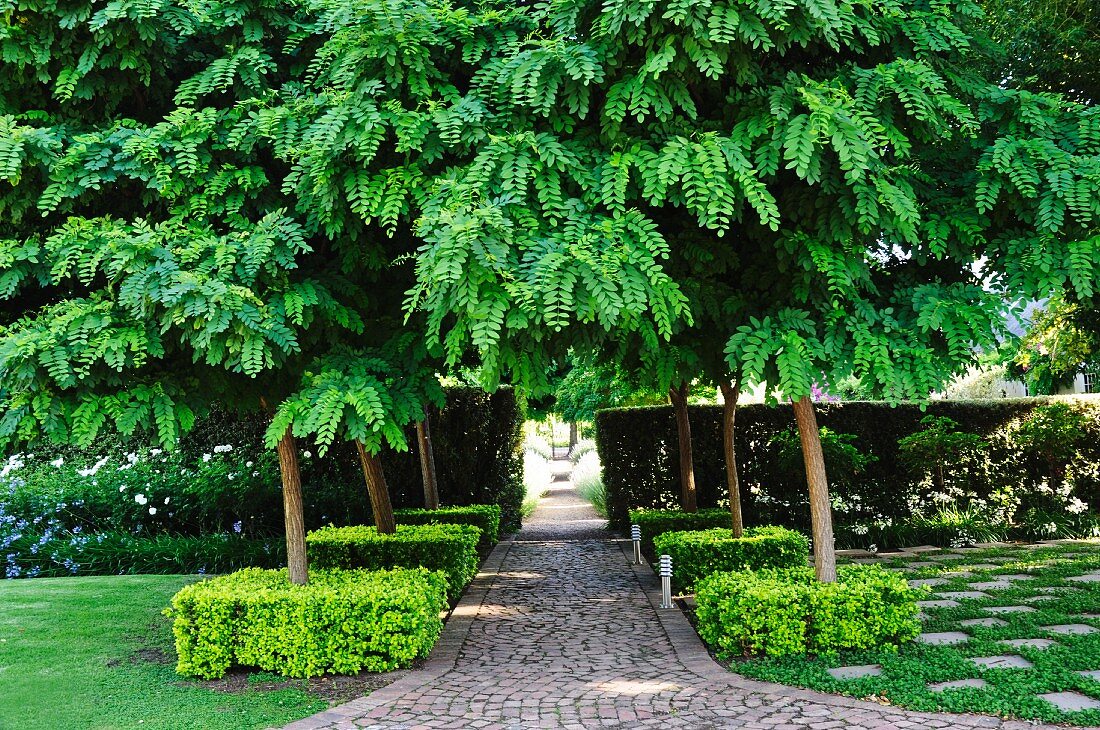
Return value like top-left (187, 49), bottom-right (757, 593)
top-left (0, 575), bottom-right (326, 730)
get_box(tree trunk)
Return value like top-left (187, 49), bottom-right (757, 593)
top-left (356, 440), bottom-right (397, 534)
top-left (275, 428), bottom-right (309, 585)
top-left (719, 379), bottom-right (744, 538)
top-left (668, 382), bottom-right (697, 513)
top-left (568, 421), bottom-right (579, 454)
top-left (792, 396), bottom-right (837, 583)
top-left (416, 418), bottom-right (440, 510)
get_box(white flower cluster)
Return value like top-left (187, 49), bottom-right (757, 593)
top-left (77, 456), bottom-right (110, 477)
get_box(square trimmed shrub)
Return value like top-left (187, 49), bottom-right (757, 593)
top-left (653, 525), bottom-right (809, 592)
top-left (306, 523), bottom-right (480, 600)
top-left (168, 567), bottom-right (447, 679)
top-left (629, 508), bottom-right (733, 557)
top-left (695, 565), bottom-right (921, 658)
top-left (395, 505), bottom-right (501, 553)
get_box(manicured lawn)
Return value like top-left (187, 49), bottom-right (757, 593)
top-left (725, 542), bottom-right (1100, 725)
top-left (0, 575), bottom-right (327, 730)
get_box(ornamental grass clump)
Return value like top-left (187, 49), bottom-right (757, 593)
top-left (696, 566), bottom-right (920, 658)
top-left (168, 567), bottom-right (447, 679)
top-left (306, 523), bottom-right (480, 600)
top-left (653, 525), bottom-right (809, 591)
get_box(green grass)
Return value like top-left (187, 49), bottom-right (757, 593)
top-left (720, 542), bottom-right (1100, 726)
top-left (0, 575), bottom-right (327, 730)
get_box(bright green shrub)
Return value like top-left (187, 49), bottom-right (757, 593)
top-left (168, 567), bottom-right (447, 679)
top-left (653, 526), bottom-right (809, 592)
top-left (394, 505), bottom-right (501, 553)
top-left (695, 566), bottom-right (921, 658)
top-left (306, 523), bottom-right (480, 600)
top-left (629, 508), bottom-right (732, 557)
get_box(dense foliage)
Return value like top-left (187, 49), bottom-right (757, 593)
top-left (306, 523), bottom-right (480, 600)
top-left (169, 567), bottom-right (447, 679)
top-left (394, 505), bottom-right (501, 553)
top-left (599, 400), bottom-right (1100, 543)
top-left (652, 526), bottom-right (808, 592)
top-left (696, 565), bottom-right (920, 657)
top-left (1011, 294), bottom-right (1100, 394)
top-left (628, 508), bottom-right (733, 557)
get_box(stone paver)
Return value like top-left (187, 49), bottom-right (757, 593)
top-left (1039, 691), bottom-right (1100, 711)
top-left (968, 581), bottom-right (1012, 591)
top-left (928, 679), bottom-right (988, 692)
top-left (1079, 670), bottom-right (1100, 681)
top-left (1068, 573), bottom-right (1100, 583)
top-left (284, 482), bottom-right (1089, 729)
top-left (826, 664), bottom-right (881, 680)
top-left (970, 655), bottom-right (1034, 670)
top-left (961, 618), bottom-right (1008, 628)
top-left (1001, 638), bottom-right (1058, 650)
top-left (984, 605), bottom-right (1037, 615)
top-left (938, 591), bottom-right (991, 600)
top-left (917, 632), bottom-right (970, 646)
top-left (1043, 624), bottom-right (1099, 636)
top-left (919, 599), bottom-right (961, 609)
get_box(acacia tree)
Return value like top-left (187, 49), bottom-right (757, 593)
top-left (408, 0), bottom-right (1100, 582)
top-left (0, 0), bottom-right (530, 581)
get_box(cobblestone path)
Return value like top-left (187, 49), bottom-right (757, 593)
top-left (286, 482), bottom-right (1075, 730)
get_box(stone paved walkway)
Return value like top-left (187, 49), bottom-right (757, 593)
top-left (285, 483), bottom-right (1082, 730)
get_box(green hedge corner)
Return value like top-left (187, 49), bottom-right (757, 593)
top-left (168, 567), bottom-right (448, 679)
top-left (307, 523), bottom-right (481, 600)
top-left (394, 504), bottom-right (502, 553)
top-left (653, 525), bottom-right (809, 591)
top-left (696, 565), bottom-right (921, 658)
top-left (629, 508), bottom-right (733, 557)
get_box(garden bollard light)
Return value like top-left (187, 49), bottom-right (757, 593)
top-left (659, 554), bottom-right (673, 608)
top-left (631, 524), bottom-right (642, 565)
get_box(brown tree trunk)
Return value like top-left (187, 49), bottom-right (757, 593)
top-left (719, 379), bottom-right (744, 538)
top-left (356, 440), bottom-right (397, 534)
top-left (275, 428), bottom-right (309, 585)
top-left (416, 419), bottom-right (440, 510)
top-left (668, 382), bottom-right (697, 513)
top-left (792, 396), bottom-right (837, 583)
top-left (568, 421), bottom-right (579, 453)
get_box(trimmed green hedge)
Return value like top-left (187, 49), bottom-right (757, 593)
top-left (653, 526), bottom-right (809, 592)
top-left (629, 508), bottom-right (733, 557)
top-left (168, 567), bottom-right (447, 679)
top-left (598, 399), bottom-right (1100, 539)
top-left (306, 523), bottom-right (480, 600)
top-left (395, 505), bottom-right (501, 553)
top-left (696, 566), bottom-right (921, 658)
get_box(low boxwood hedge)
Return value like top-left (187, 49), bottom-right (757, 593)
top-left (629, 508), bottom-right (733, 557)
top-left (168, 567), bottom-right (447, 679)
top-left (653, 525), bottom-right (809, 592)
top-left (695, 565), bottom-right (920, 658)
top-left (306, 523), bottom-right (480, 600)
top-left (395, 504), bottom-right (501, 553)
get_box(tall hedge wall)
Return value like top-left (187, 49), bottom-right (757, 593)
top-left (177, 388), bottom-right (526, 532)
top-left (595, 398), bottom-right (1100, 537)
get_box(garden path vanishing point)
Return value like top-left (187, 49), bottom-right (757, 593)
top-left (284, 482), bottom-right (1088, 730)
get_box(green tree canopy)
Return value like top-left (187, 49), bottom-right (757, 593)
top-left (407, 0), bottom-right (1100, 404)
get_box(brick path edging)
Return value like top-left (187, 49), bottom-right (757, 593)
top-left (280, 537), bottom-right (518, 730)
top-left (615, 538), bottom-right (1074, 730)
